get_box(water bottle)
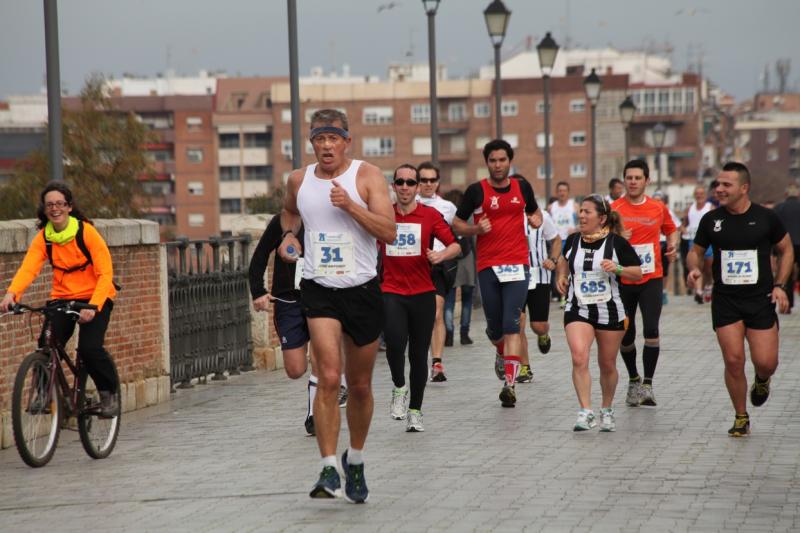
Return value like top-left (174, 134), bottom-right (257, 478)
top-left (285, 244), bottom-right (300, 261)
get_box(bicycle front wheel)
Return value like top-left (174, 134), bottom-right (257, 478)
top-left (12, 351), bottom-right (62, 468)
top-left (77, 360), bottom-right (121, 459)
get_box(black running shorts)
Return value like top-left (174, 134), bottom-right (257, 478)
top-left (711, 291), bottom-right (778, 331)
top-left (564, 310), bottom-right (627, 331)
top-left (273, 299), bottom-right (309, 351)
top-left (300, 277), bottom-right (384, 346)
top-left (525, 284), bottom-right (552, 323)
top-left (431, 260), bottom-right (457, 298)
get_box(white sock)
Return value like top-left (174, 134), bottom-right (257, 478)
top-left (347, 447), bottom-right (364, 465)
top-left (308, 375), bottom-right (318, 417)
top-left (340, 374), bottom-right (347, 388)
top-left (321, 455), bottom-right (337, 469)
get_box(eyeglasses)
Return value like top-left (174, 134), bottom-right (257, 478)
top-left (394, 179), bottom-right (418, 187)
top-left (419, 178), bottom-right (439, 184)
top-left (44, 201), bottom-right (69, 210)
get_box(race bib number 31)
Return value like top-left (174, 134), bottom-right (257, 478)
top-left (721, 249), bottom-right (758, 285)
top-left (312, 232), bottom-right (354, 277)
top-left (492, 264), bottom-right (526, 283)
top-left (633, 243), bottom-right (656, 275)
top-left (575, 270), bottom-right (612, 305)
top-left (386, 223), bottom-right (422, 257)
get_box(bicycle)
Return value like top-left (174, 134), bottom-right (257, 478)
top-left (3, 300), bottom-right (121, 467)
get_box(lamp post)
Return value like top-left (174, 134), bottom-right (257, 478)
top-left (484, 0), bottom-right (511, 139)
top-left (537, 31), bottom-right (558, 201)
top-left (652, 122), bottom-right (667, 191)
top-left (44, 0), bottom-right (64, 182)
top-left (287, 0), bottom-right (301, 169)
top-left (619, 95), bottom-right (636, 162)
top-left (583, 68), bottom-right (602, 194)
top-left (422, 0), bottom-right (441, 166)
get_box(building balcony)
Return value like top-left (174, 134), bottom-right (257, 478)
top-left (149, 161), bottom-right (176, 174)
top-left (439, 151), bottom-right (469, 162)
top-left (144, 193), bottom-right (176, 209)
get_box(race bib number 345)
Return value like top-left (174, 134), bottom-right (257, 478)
top-left (721, 249), bottom-right (758, 285)
top-left (312, 232), bottom-right (354, 277)
top-left (492, 264), bottom-right (526, 283)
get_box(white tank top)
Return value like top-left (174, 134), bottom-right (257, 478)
top-left (297, 160), bottom-right (377, 288)
top-left (687, 201), bottom-right (712, 240)
top-left (549, 199), bottom-right (576, 240)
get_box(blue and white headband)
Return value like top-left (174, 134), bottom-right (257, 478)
top-left (310, 125), bottom-right (350, 140)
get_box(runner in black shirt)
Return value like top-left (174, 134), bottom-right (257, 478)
top-left (688, 162), bottom-right (794, 437)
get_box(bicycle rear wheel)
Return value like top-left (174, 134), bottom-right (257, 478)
top-left (12, 351), bottom-right (62, 468)
top-left (77, 359), bottom-right (121, 459)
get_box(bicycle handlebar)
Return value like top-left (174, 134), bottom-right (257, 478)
top-left (3, 300), bottom-right (97, 316)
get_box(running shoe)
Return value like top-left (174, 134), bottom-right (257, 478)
top-left (574, 409), bottom-right (597, 431)
top-left (662, 292), bottom-right (669, 305)
top-left (99, 391), bottom-right (119, 418)
top-left (639, 384), bottom-right (657, 407)
top-left (304, 415), bottom-right (315, 436)
top-left (599, 407), bottom-right (616, 432)
top-left (694, 292), bottom-right (704, 304)
top-left (625, 379), bottom-right (642, 406)
top-left (537, 334), bottom-right (552, 354)
top-left (728, 414), bottom-right (750, 437)
top-left (494, 354), bottom-right (505, 381)
top-left (460, 332), bottom-right (473, 345)
top-left (338, 386), bottom-right (348, 408)
top-left (444, 331), bottom-right (454, 347)
top-left (515, 364), bottom-right (533, 383)
top-left (559, 296), bottom-right (567, 309)
top-left (406, 409), bottom-right (424, 432)
top-left (703, 287), bottom-right (712, 303)
top-left (430, 362), bottom-right (447, 382)
top-left (390, 385), bottom-right (408, 420)
top-left (341, 451), bottom-right (369, 503)
top-left (499, 384), bottom-right (516, 407)
top-left (750, 376), bottom-right (771, 407)
top-left (309, 465), bottom-right (341, 498)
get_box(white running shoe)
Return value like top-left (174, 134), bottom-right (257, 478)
top-left (599, 407), bottom-right (616, 432)
top-left (626, 380), bottom-right (642, 406)
top-left (390, 386), bottom-right (408, 420)
top-left (639, 383), bottom-right (657, 407)
top-left (406, 409), bottom-right (424, 432)
top-left (574, 409), bottom-right (597, 431)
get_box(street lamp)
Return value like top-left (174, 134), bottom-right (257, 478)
top-left (287, 0), bottom-right (301, 169)
top-left (44, 0), bottom-right (64, 182)
top-left (484, 0), bottom-right (511, 139)
top-left (422, 0), bottom-right (441, 166)
top-left (652, 122), bottom-right (667, 190)
top-left (537, 31), bottom-right (558, 201)
top-left (619, 95), bottom-right (636, 162)
top-left (583, 68), bottom-right (602, 194)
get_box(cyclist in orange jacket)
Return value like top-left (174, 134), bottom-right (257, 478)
top-left (1, 182), bottom-right (118, 416)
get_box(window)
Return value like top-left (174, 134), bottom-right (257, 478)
top-left (671, 89), bottom-right (684, 114)
top-left (475, 135), bottom-right (490, 149)
top-left (220, 199), bottom-right (242, 214)
top-left (186, 116), bottom-right (203, 130)
top-left (569, 131), bottom-right (587, 146)
top-left (363, 137), bottom-right (395, 157)
top-left (570, 163), bottom-right (587, 177)
top-left (305, 140), bottom-right (314, 154)
top-left (245, 165), bottom-right (272, 181)
top-left (536, 133), bottom-right (554, 148)
top-left (219, 166), bottom-right (241, 181)
top-left (537, 165), bottom-right (546, 179)
top-left (767, 148), bottom-right (779, 162)
top-left (219, 133), bottom-right (240, 149)
top-left (186, 148), bottom-right (204, 163)
top-left (536, 101), bottom-right (551, 113)
top-left (280, 140), bottom-right (292, 156)
top-left (767, 130), bottom-right (779, 144)
top-left (363, 106), bottom-right (393, 125)
top-left (188, 181), bottom-right (204, 195)
top-left (142, 182), bottom-right (171, 196)
top-left (188, 213), bottom-right (205, 227)
top-left (244, 132), bottom-right (270, 148)
top-left (411, 104), bottom-right (430, 124)
top-left (146, 149), bottom-right (172, 162)
top-left (232, 93), bottom-right (247, 110)
top-left (281, 109), bottom-right (292, 123)
top-left (657, 90), bottom-right (670, 114)
top-left (137, 112), bottom-right (172, 129)
top-left (644, 90), bottom-right (656, 115)
top-left (450, 135), bottom-right (466, 153)
top-left (451, 167), bottom-right (466, 185)
top-left (569, 99), bottom-right (586, 113)
top-left (448, 102), bottom-right (467, 122)
top-left (501, 100), bottom-right (518, 116)
top-left (503, 133), bottom-right (519, 148)
top-left (412, 137), bottom-right (432, 156)
top-left (685, 89), bottom-right (695, 113)
top-left (474, 102), bottom-right (491, 118)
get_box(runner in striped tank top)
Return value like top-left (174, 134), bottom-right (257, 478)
top-left (555, 195), bottom-right (642, 432)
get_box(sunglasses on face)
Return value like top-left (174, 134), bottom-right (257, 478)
top-left (45, 201), bottom-right (69, 210)
top-left (419, 178), bottom-right (439, 184)
top-left (394, 179), bottom-right (418, 187)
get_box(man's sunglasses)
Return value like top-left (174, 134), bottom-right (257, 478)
top-left (419, 178), bottom-right (439, 184)
top-left (394, 179), bottom-right (418, 187)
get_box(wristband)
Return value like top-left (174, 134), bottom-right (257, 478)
top-left (549, 256), bottom-right (559, 263)
top-left (615, 265), bottom-right (623, 275)
top-left (774, 283), bottom-right (787, 291)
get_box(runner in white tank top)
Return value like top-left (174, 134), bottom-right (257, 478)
top-left (278, 109), bottom-right (395, 504)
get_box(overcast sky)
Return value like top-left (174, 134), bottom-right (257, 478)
top-left (1, 0), bottom-right (798, 101)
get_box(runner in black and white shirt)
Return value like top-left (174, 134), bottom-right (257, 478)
top-left (555, 195), bottom-right (642, 432)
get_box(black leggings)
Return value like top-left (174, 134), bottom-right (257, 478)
top-left (383, 291), bottom-right (436, 411)
top-left (620, 278), bottom-right (663, 345)
top-left (39, 299), bottom-right (117, 393)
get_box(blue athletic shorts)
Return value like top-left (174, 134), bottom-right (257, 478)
top-left (273, 299), bottom-right (309, 350)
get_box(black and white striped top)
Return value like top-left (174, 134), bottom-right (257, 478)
top-left (525, 210), bottom-right (559, 288)
top-left (563, 232), bottom-right (640, 325)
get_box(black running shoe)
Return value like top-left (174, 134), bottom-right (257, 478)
top-left (728, 414), bottom-right (750, 437)
top-left (499, 384), bottom-right (516, 407)
top-left (750, 376), bottom-right (771, 407)
top-left (304, 415), bottom-right (315, 436)
top-left (537, 335), bottom-right (552, 354)
top-left (460, 333), bottom-right (473, 345)
top-left (309, 466), bottom-right (341, 498)
top-left (341, 451), bottom-right (369, 503)
top-left (444, 331), bottom-right (454, 347)
top-left (694, 293), bottom-right (704, 304)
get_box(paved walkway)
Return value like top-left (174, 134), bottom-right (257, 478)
top-left (1, 296), bottom-right (799, 532)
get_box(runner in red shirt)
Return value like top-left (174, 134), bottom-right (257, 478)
top-left (381, 164), bottom-right (460, 432)
top-left (611, 159), bottom-right (678, 407)
top-left (453, 139), bottom-right (542, 408)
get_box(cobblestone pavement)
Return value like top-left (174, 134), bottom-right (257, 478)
top-left (1, 296), bottom-right (799, 532)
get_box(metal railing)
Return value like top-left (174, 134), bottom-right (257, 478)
top-left (165, 235), bottom-right (253, 389)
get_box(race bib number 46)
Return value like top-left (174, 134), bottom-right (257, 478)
top-left (386, 223), bottom-right (422, 257)
top-left (633, 243), bottom-right (656, 275)
top-left (312, 232), bottom-right (354, 277)
top-left (575, 270), bottom-right (612, 305)
top-left (492, 264), bottom-right (526, 283)
top-left (721, 249), bottom-right (758, 285)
